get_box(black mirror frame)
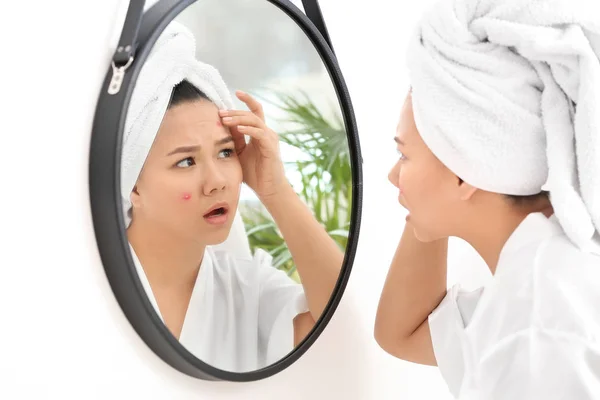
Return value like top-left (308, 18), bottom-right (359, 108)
top-left (89, 0), bottom-right (362, 381)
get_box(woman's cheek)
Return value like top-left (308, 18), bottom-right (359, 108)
top-left (398, 168), bottom-right (408, 195)
top-left (231, 160), bottom-right (243, 183)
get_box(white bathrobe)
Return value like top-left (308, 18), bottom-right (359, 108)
top-left (130, 244), bottom-right (308, 373)
top-left (429, 213), bottom-right (600, 399)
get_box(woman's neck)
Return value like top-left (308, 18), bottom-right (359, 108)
top-left (126, 218), bottom-right (206, 289)
top-left (461, 211), bottom-right (526, 275)
top-left (459, 201), bottom-right (553, 275)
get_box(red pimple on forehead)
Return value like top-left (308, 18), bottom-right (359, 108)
top-left (182, 193), bottom-right (192, 200)
top-left (216, 120), bottom-right (222, 127)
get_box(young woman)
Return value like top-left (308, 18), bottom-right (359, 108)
top-left (121, 22), bottom-right (344, 373)
top-left (375, 0), bottom-right (600, 398)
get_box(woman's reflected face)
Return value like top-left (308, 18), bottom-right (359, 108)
top-left (130, 99), bottom-right (243, 245)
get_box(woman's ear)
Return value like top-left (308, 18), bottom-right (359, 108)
top-left (457, 177), bottom-right (478, 201)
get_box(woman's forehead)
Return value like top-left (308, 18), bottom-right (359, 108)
top-left (156, 101), bottom-right (228, 145)
top-left (396, 101), bottom-right (415, 143)
top-left (163, 100), bottom-right (218, 127)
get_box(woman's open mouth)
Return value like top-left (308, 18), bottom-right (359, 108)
top-left (203, 203), bottom-right (230, 225)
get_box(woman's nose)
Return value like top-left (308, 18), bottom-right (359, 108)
top-left (202, 163), bottom-right (227, 195)
top-left (388, 162), bottom-right (400, 188)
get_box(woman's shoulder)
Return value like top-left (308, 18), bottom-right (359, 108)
top-left (536, 231), bottom-right (600, 276)
top-left (535, 234), bottom-right (600, 311)
top-left (475, 233), bottom-right (600, 348)
top-left (505, 213), bottom-right (600, 284)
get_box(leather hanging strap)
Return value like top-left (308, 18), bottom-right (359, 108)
top-left (301, 0), bottom-right (335, 55)
top-left (113, 0), bottom-right (146, 66)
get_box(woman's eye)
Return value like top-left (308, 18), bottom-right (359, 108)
top-left (176, 157), bottom-right (195, 168)
top-left (218, 148), bottom-right (235, 158)
top-left (397, 150), bottom-right (406, 160)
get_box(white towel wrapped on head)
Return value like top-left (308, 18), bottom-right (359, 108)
top-left (407, 0), bottom-right (600, 252)
top-left (120, 21), bottom-right (251, 259)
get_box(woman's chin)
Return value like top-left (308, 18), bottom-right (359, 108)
top-left (205, 230), bottom-right (231, 246)
top-left (411, 223), bottom-right (435, 243)
top-left (413, 225), bottom-right (448, 243)
top-left (413, 229), bottom-right (428, 243)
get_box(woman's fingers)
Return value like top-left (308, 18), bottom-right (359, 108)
top-left (220, 113), bottom-right (264, 129)
top-left (236, 125), bottom-right (265, 141)
top-left (235, 90), bottom-right (265, 120)
top-left (218, 110), bottom-right (262, 118)
top-left (218, 95), bottom-right (278, 155)
top-left (237, 125), bottom-right (278, 152)
top-left (229, 125), bottom-right (247, 155)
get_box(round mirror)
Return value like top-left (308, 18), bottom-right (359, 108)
top-left (89, 0), bottom-right (361, 381)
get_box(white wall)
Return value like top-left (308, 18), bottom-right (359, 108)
top-left (1, 0), bottom-right (491, 399)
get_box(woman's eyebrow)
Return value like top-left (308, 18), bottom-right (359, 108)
top-left (167, 145), bottom-right (200, 156)
top-left (216, 136), bottom-right (233, 145)
top-left (166, 136), bottom-right (233, 156)
top-left (394, 137), bottom-right (405, 146)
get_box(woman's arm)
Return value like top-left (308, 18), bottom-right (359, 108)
top-left (374, 221), bottom-right (448, 366)
top-left (220, 91), bottom-right (344, 332)
top-left (261, 183), bottom-right (344, 324)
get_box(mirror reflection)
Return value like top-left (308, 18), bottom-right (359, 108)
top-left (120, 0), bottom-right (352, 373)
